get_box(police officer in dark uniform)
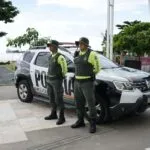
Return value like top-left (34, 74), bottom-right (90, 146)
top-left (71, 37), bottom-right (100, 133)
top-left (45, 40), bottom-right (68, 125)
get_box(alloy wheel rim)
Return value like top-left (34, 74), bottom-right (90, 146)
top-left (19, 84), bottom-right (28, 100)
top-left (96, 103), bottom-right (102, 117)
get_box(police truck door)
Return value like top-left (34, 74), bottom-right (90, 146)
top-left (30, 52), bottom-right (49, 96)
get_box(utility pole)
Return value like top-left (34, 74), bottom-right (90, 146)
top-left (106, 0), bottom-right (114, 60)
top-left (106, 0), bottom-right (110, 59)
top-left (110, 0), bottom-right (114, 61)
top-left (149, 0), bottom-right (150, 15)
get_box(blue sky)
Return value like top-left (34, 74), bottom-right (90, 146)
top-left (0, 0), bottom-right (149, 55)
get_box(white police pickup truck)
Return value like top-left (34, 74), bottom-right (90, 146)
top-left (14, 46), bottom-right (150, 123)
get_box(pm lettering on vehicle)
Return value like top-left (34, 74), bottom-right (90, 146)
top-left (35, 70), bottom-right (47, 88)
top-left (41, 71), bottom-right (47, 88)
top-left (35, 69), bottom-right (74, 96)
top-left (35, 70), bottom-right (40, 87)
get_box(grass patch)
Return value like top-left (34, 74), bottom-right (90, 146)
top-left (0, 62), bottom-right (16, 72)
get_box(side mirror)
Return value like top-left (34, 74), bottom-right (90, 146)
top-left (75, 41), bottom-right (79, 47)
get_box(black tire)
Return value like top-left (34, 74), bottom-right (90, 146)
top-left (95, 94), bottom-right (110, 124)
top-left (17, 80), bottom-right (33, 103)
top-left (128, 103), bottom-right (148, 117)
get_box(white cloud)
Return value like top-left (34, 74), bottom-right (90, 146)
top-left (37, 0), bottom-right (95, 9)
top-left (0, 9), bottom-right (105, 52)
top-left (0, 0), bottom-right (149, 58)
top-left (115, 0), bottom-right (147, 12)
top-left (37, 0), bottom-right (147, 12)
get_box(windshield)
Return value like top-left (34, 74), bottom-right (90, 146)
top-left (99, 54), bottom-right (119, 69)
top-left (59, 46), bottom-right (118, 69)
top-left (59, 46), bottom-right (76, 56)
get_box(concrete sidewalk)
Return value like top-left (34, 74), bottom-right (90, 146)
top-left (0, 86), bottom-right (17, 100)
top-left (0, 96), bottom-right (150, 149)
top-left (0, 86), bottom-right (114, 150)
top-left (0, 125), bottom-right (113, 150)
top-left (0, 99), bottom-right (113, 150)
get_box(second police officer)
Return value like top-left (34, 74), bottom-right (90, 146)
top-left (71, 37), bottom-right (100, 133)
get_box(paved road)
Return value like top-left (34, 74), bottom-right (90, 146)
top-left (0, 67), bottom-right (14, 86)
top-left (0, 86), bottom-right (17, 100)
top-left (0, 86), bottom-right (150, 150)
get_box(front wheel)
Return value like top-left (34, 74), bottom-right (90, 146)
top-left (85, 94), bottom-right (110, 124)
top-left (17, 80), bottom-right (33, 103)
top-left (95, 94), bottom-right (110, 124)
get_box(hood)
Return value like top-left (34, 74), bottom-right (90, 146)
top-left (96, 67), bottom-right (150, 82)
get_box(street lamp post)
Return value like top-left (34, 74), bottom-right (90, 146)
top-left (110, 0), bottom-right (114, 61)
top-left (149, 0), bottom-right (150, 15)
top-left (106, 0), bottom-right (110, 59)
top-left (106, 0), bottom-right (114, 60)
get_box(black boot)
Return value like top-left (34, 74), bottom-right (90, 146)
top-left (44, 109), bottom-right (58, 120)
top-left (89, 119), bottom-right (96, 133)
top-left (71, 119), bottom-right (85, 128)
top-left (56, 110), bottom-right (66, 125)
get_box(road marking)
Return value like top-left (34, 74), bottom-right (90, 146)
top-left (145, 148), bottom-right (150, 150)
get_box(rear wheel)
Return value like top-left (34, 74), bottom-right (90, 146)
top-left (17, 80), bottom-right (33, 103)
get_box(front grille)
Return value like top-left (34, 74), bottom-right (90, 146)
top-left (132, 80), bottom-right (148, 92)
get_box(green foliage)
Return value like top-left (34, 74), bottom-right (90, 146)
top-left (7, 28), bottom-right (50, 48)
top-left (116, 20), bottom-right (141, 30)
top-left (101, 30), bottom-right (107, 55)
top-left (0, 32), bottom-right (7, 37)
top-left (113, 21), bottom-right (150, 55)
top-left (101, 30), bottom-right (107, 46)
top-left (0, 0), bottom-right (19, 37)
top-left (0, 62), bottom-right (16, 72)
top-left (31, 38), bottom-right (49, 47)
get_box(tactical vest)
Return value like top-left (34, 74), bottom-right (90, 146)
top-left (74, 49), bottom-right (94, 77)
top-left (47, 53), bottom-right (63, 80)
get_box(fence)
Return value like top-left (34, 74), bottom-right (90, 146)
top-left (124, 57), bottom-right (150, 72)
top-left (140, 57), bottom-right (150, 72)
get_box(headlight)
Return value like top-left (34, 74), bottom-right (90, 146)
top-left (146, 80), bottom-right (150, 89)
top-left (113, 81), bottom-right (133, 91)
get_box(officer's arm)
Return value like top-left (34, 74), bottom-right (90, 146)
top-left (88, 51), bottom-right (101, 74)
top-left (58, 55), bottom-right (68, 76)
